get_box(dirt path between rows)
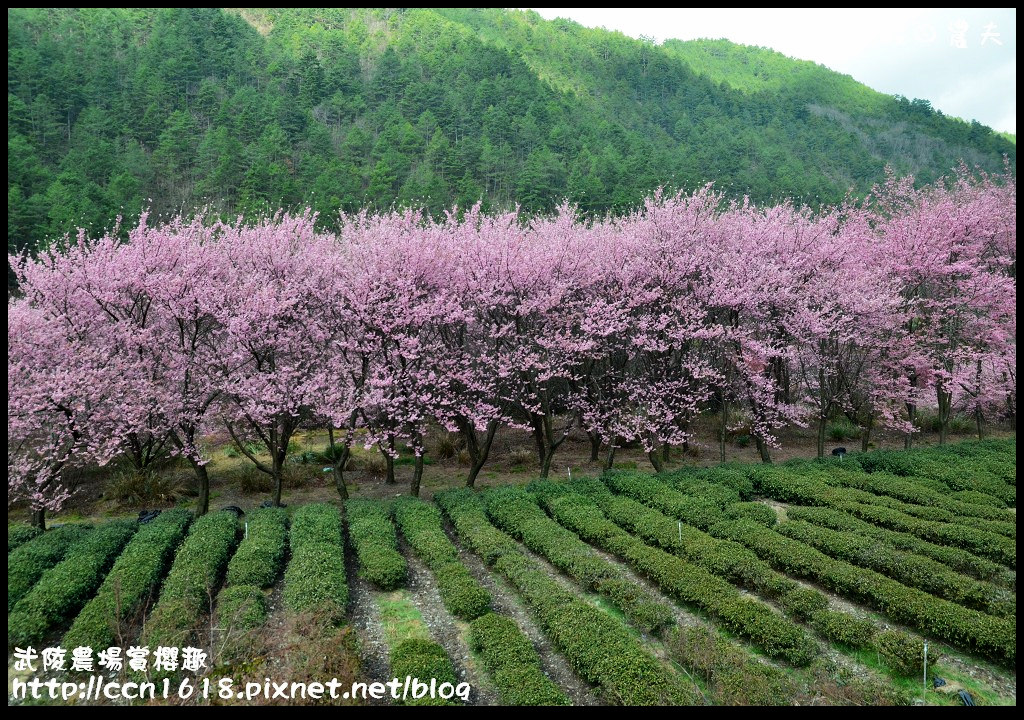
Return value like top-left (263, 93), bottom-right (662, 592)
top-left (346, 558), bottom-right (393, 705)
top-left (399, 544), bottom-right (499, 705)
top-left (443, 521), bottom-right (602, 705)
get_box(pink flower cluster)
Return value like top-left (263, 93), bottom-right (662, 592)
top-left (9, 167), bottom-right (1015, 513)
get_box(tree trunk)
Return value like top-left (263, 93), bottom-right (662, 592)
top-left (332, 453), bottom-right (350, 500)
top-left (272, 452), bottom-right (285, 507)
top-left (189, 459), bottom-right (210, 515)
top-left (755, 435), bottom-right (772, 464)
top-left (31, 509), bottom-right (46, 531)
top-left (459, 418), bottom-right (498, 488)
top-left (937, 386), bottom-right (952, 446)
top-left (816, 369), bottom-right (827, 459)
top-left (976, 410), bottom-right (983, 440)
top-left (719, 398), bottom-right (728, 463)
top-left (540, 444), bottom-right (555, 479)
top-left (411, 453), bottom-right (424, 497)
top-left (383, 446), bottom-right (396, 485)
top-left (531, 416), bottom-right (546, 468)
top-left (588, 431), bottom-right (601, 462)
top-left (604, 441), bottom-right (617, 472)
top-left (648, 448), bottom-right (664, 473)
top-left (531, 405), bottom-right (572, 480)
top-left (662, 442), bottom-right (670, 462)
top-left (905, 403), bottom-right (917, 450)
top-left (816, 414), bottom-right (826, 459)
top-left (328, 425), bottom-right (352, 501)
top-left (860, 425), bottom-right (871, 453)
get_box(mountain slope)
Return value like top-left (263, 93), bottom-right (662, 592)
top-left (7, 7), bottom-right (1015, 254)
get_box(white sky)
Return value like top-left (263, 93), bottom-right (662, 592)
top-left (532, 8), bottom-right (1016, 134)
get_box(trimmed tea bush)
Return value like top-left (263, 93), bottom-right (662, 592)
top-left (215, 584), bottom-right (268, 632)
top-left (786, 505), bottom-right (1015, 589)
top-left (436, 489), bottom-right (697, 705)
top-left (63, 510), bottom-right (191, 653)
top-left (226, 507), bottom-right (288, 588)
top-left (389, 638), bottom-right (460, 706)
top-left (9, 520), bottom-right (136, 647)
top-left (8, 525), bottom-right (42, 554)
top-left (283, 503), bottom-right (347, 623)
top-left (536, 490), bottom-right (818, 666)
top-left (874, 629), bottom-right (936, 677)
top-left (394, 497), bottom-right (491, 620)
top-left (347, 500), bottom-right (407, 590)
top-left (484, 487), bottom-right (674, 634)
top-left (9, 523), bottom-right (91, 611)
top-left (141, 511), bottom-right (239, 649)
top-left (778, 520), bottom-right (1014, 618)
top-left (707, 519), bottom-right (1015, 663)
top-left (469, 612), bottom-right (568, 705)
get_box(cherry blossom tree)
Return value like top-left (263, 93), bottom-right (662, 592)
top-left (874, 166), bottom-right (1017, 445)
top-left (211, 213), bottom-right (333, 507)
top-left (8, 167), bottom-right (1015, 515)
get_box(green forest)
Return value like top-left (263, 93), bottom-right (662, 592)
top-left (7, 7), bottom-right (1016, 255)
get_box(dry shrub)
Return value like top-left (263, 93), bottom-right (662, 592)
top-left (359, 452), bottom-right (388, 476)
top-left (228, 465), bottom-right (274, 494)
top-left (283, 462), bottom-right (322, 489)
top-left (229, 610), bottom-right (362, 706)
top-left (430, 432), bottom-right (464, 460)
top-left (105, 469), bottom-right (183, 505)
top-left (506, 448), bottom-right (535, 468)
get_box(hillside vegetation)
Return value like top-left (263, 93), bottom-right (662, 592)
top-left (7, 7), bottom-right (1015, 255)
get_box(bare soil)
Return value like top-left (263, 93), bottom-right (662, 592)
top-left (24, 419), bottom-right (1014, 527)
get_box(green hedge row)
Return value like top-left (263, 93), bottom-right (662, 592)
top-left (394, 497), bottom-right (491, 621)
top-left (707, 518), bottom-right (1015, 663)
top-left (662, 465), bottom-right (755, 500)
top-left (541, 490), bottom-right (818, 665)
top-left (874, 629), bottom-right (936, 678)
top-left (809, 464), bottom-right (1015, 522)
top-left (667, 624), bottom-right (794, 706)
top-left (855, 442), bottom-right (1015, 504)
top-left (835, 501), bottom-right (1015, 568)
top-left (389, 638), bottom-right (461, 706)
top-left (565, 484), bottom-right (809, 613)
top-left (215, 585), bottom-right (268, 632)
top-left (786, 506), bottom-right (1015, 589)
top-left (8, 523), bottom-right (91, 611)
top-left (214, 507), bottom-right (287, 648)
top-left (950, 490), bottom-right (1008, 509)
top-left (291, 501), bottom-right (342, 546)
top-left (141, 511), bottom-right (239, 649)
top-left (777, 520), bottom-right (1014, 619)
top-left (794, 462), bottom-right (1016, 531)
top-left (63, 510), bottom-right (192, 653)
top-left (9, 520), bottom-right (137, 647)
top-left (283, 503), bottom-right (347, 623)
top-left (468, 612), bottom-right (569, 705)
top-left (724, 502), bottom-right (777, 527)
top-left (435, 489), bottom-right (696, 705)
top-left (576, 479), bottom-right (887, 646)
top-left (483, 487), bottom-right (675, 634)
top-left (346, 500), bottom-right (407, 590)
top-left (8, 524), bottom-right (42, 554)
top-left (603, 473), bottom-right (727, 530)
top-left (749, 466), bottom-right (1015, 542)
top-left (809, 609), bottom-right (876, 649)
top-left (225, 507), bottom-right (288, 589)
top-left (283, 543), bottom-right (348, 622)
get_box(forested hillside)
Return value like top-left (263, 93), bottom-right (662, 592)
top-left (7, 7), bottom-right (1015, 254)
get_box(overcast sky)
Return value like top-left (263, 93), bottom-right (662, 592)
top-left (532, 8), bottom-right (1016, 134)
